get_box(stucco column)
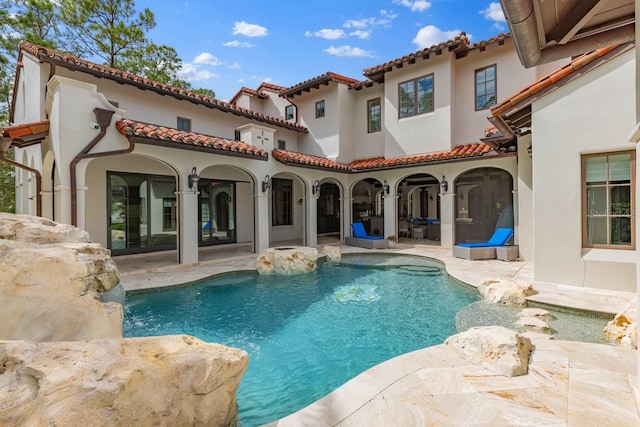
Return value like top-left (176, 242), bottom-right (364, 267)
top-left (342, 196), bottom-right (353, 239)
top-left (383, 193), bottom-right (397, 239)
top-left (176, 190), bottom-right (198, 264)
top-left (41, 190), bottom-right (54, 221)
top-left (255, 191), bottom-right (270, 252)
top-left (75, 186), bottom-right (88, 230)
top-left (439, 192), bottom-right (455, 248)
top-left (54, 185), bottom-right (71, 225)
top-left (305, 195), bottom-right (318, 247)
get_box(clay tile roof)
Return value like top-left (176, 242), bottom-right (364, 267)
top-left (229, 86), bottom-right (268, 104)
top-left (116, 119), bottom-right (268, 161)
top-left (469, 33), bottom-right (511, 51)
top-left (272, 143), bottom-right (495, 173)
top-left (272, 149), bottom-right (350, 172)
top-left (257, 82), bottom-right (287, 92)
top-left (491, 44), bottom-right (626, 117)
top-left (1, 119), bottom-right (50, 148)
top-left (363, 33), bottom-right (470, 82)
top-left (280, 72), bottom-right (362, 98)
top-left (19, 41), bottom-right (308, 134)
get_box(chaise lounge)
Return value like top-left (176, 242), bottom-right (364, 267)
top-left (452, 227), bottom-right (514, 260)
top-left (345, 222), bottom-right (388, 249)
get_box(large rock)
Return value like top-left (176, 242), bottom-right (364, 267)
top-left (0, 238), bottom-right (122, 341)
top-left (0, 335), bottom-right (249, 427)
top-left (604, 298), bottom-right (637, 349)
top-left (0, 212), bottom-right (90, 243)
top-left (476, 277), bottom-right (535, 306)
top-left (445, 326), bottom-right (534, 377)
top-left (256, 246), bottom-right (318, 275)
top-left (320, 245), bottom-right (341, 263)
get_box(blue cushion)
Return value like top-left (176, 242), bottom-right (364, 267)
top-left (457, 228), bottom-right (513, 248)
top-left (351, 222), bottom-right (384, 240)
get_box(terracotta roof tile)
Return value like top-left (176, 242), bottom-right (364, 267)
top-left (2, 120), bottom-right (50, 138)
top-left (491, 44), bottom-right (622, 117)
top-left (257, 82), bottom-right (287, 92)
top-left (229, 86), bottom-right (268, 104)
top-left (280, 72), bottom-right (362, 98)
top-left (19, 41), bottom-right (308, 134)
top-left (469, 33), bottom-right (511, 51)
top-left (273, 143), bottom-right (494, 173)
top-left (116, 119), bottom-right (268, 160)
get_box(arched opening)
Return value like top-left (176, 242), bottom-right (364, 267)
top-left (316, 180), bottom-right (342, 242)
top-left (396, 173), bottom-right (441, 243)
top-left (269, 172), bottom-right (306, 245)
top-left (454, 167), bottom-right (514, 244)
top-left (351, 178), bottom-right (385, 237)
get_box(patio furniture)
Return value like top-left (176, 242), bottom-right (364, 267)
top-left (345, 222), bottom-right (387, 249)
top-left (452, 228), bottom-right (514, 260)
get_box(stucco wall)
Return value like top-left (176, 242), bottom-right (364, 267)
top-left (532, 49), bottom-right (636, 292)
top-left (295, 83), bottom-right (341, 159)
top-left (353, 84), bottom-right (385, 160)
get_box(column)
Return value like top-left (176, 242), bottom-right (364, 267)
top-left (383, 192), bottom-right (397, 239)
top-left (439, 192), bottom-right (455, 248)
top-left (176, 190), bottom-right (198, 264)
top-left (255, 190), bottom-right (270, 252)
top-left (342, 196), bottom-right (353, 239)
top-left (305, 195), bottom-right (318, 247)
top-left (54, 184), bottom-right (71, 225)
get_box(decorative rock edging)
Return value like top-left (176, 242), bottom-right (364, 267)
top-left (256, 246), bottom-right (319, 275)
top-left (604, 298), bottom-right (637, 349)
top-left (477, 277), bottom-right (535, 306)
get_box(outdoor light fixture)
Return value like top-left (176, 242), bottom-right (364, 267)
top-left (527, 142), bottom-right (533, 158)
top-left (440, 176), bottom-right (448, 193)
top-left (382, 180), bottom-right (390, 195)
top-left (312, 179), bottom-right (320, 196)
top-left (262, 175), bottom-right (271, 193)
top-left (188, 167), bottom-right (199, 191)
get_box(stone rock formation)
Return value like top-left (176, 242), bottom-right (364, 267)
top-left (0, 216), bottom-right (122, 341)
top-left (0, 335), bottom-right (249, 427)
top-left (445, 326), bottom-right (534, 377)
top-left (519, 307), bottom-right (551, 321)
top-left (516, 316), bottom-right (550, 332)
top-left (321, 245), bottom-right (341, 263)
top-left (256, 246), bottom-right (319, 275)
top-left (604, 298), bottom-right (637, 349)
top-left (476, 277), bottom-right (535, 306)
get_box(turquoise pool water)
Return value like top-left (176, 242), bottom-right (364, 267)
top-left (124, 254), bottom-right (479, 426)
top-left (123, 254), bottom-right (610, 426)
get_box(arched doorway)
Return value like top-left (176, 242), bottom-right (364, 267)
top-left (396, 173), bottom-right (441, 242)
top-left (351, 178), bottom-right (385, 237)
top-left (454, 167), bottom-right (513, 244)
top-left (316, 181), bottom-right (341, 238)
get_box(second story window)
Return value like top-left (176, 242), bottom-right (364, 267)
top-left (285, 105), bottom-right (295, 121)
top-left (475, 65), bottom-right (497, 110)
top-left (177, 117), bottom-right (191, 132)
top-left (277, 140), bottom-right (286, 150)
top-left (399, 74), bottom-right (434, 118)
top-left (315, 100), bottom-right (325, 118)
top-left (367, 98), bottom-right (381, 133)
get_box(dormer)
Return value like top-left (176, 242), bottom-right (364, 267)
top-left (236, 123), bottom-right (276, 150)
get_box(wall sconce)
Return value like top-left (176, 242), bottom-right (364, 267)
top-left (382, 180), bottom-right (390, 195)
top-left (312, 179), bottom-right (320, 196)
top-left (459, 193), bottom-right (464, 201)
top-left (527, 142), bottom-right (532, 158)
top-left (440, 176), bottom-right (448, 194)
top-left (429, 193), bottom-right (434, 202)
top-left (188, 167), bottom-right (199, 191)
top-left (262, 174), bottom-right (271, 193)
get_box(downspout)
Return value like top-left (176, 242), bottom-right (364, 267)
top-left (0, 137), bottom-right (42, 216)
top-left (70, 108), bottom-right (135, 226)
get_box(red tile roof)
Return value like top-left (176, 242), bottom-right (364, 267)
top-left (491, 44), bottom-right (626, 117)
top-left (116, 119), bottom-right (268, 160)
top-left (257, 82), bottom-right (287, 92)
top-left (469, 33), bottom-right (510, 51)
top-left (1, 119), bottom-right (50, 148)
top-left (229, 86), bottom-right (268, 104)
top-left (19, 41), bottom-right (308, 134)
top-left (280, 72), bottom-right (362, 98)
top-left (273, 143), bottom-right (495, 173)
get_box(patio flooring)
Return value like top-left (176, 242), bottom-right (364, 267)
top-left (114, 240), bottom-right (639, 426)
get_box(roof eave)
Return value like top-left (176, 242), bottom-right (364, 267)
top-left (128, 135), bottom-right (269, 161)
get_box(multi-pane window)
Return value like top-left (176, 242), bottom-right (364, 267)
top-left (272, 178), bottom-right (292, 226)
top-left (583, 151), bottom-right (635, 249)
top-left (367, 98), bottom-right (381, 133)
top-left (177, 117), bottom-right (191, 131)
top-left (399, 74), bottom-right (434, 118)
top-left (162, 198), bottom-right (177, 231)
top-left (315, 100), bottom-right (325, 118)
top-left (475, 65), bottom-right (496, 110)
top-left (285, 105), bottom-right (295, 120)
top-left (277, 139), bottom-right (286, 150)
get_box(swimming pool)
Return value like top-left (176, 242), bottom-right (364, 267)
top-left (123, 254), bottom-right (609, 426)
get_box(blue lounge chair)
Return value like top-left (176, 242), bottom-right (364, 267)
top-left (345, 222), bottom-right (387, 249)
top-left (453, 228), bottom-right (514, 260)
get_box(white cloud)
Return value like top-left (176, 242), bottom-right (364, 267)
top-left (223, 40), bottom-right (254, 48)
top-left (393, 0), bottom-right (431, 12)
top-left (193, 52), bottom-right (223, 66)
top-left (227, 62), bottom-right (241, 70)
top-left (324, 45), bottom-right (375, 57)
top-left (306, 28), bottom-right (346, 40)
top-left (412, 25), bottom-right (461, 49)
top-left (232, 21), bottom-right (268, 37)
top-left (481, 2), bottom-right (505, 23)
top-left (349, 30), bottom-right (371, 39)
top-left (177, 63), bottom-right (217, 81)
top-left (344, 17), bottom-right (375, 29)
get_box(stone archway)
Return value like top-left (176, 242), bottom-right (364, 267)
top-left (396, 173), bottom-right (441, 243)
top-left (316, 179), bottom-right (343, 241)
top-left (351, 178), bottom-right (385, 237)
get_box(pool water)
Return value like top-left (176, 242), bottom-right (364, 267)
top-left (123, 254), bottom-right (611, 426)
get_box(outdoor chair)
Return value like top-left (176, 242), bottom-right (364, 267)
top-left (345, 222), bottom-right (387, 249)
top-left (452, 227), bottom-right (514, 260)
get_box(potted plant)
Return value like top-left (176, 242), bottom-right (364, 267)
top-left (387, 235), bottom-right (397, 248)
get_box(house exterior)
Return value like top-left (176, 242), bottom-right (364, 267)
top-left (2, 33), bottom-right (563, 266)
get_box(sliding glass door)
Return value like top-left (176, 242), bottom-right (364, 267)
top-left (198, 179), bottom-right (236, 245)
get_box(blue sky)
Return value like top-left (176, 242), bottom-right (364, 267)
top-left (136, 0), bottom-right (507, 101)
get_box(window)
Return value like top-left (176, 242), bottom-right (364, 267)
top-left (583, 151), bottom-right (635, 249)
top-left (399, 74), bottom-right (434, 118)
top-left (162, 197), bottom-right (177, 231)
top-left (177, 117), bottom-right (191, 131)
top-left (277, 139), bottom-right (286, 150)
top-left (285, 105), bottom-right (295, 120)
top-left (367, 98), bottom-right (381, 133)
top-left (475, 65), bottom-right (496, 110)
top-left (234, 130), bottom-right (241, 141)
top-left (315, 100), bottom-right (325, 118)
top-left (272, 178), bottom-right (292, 226)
